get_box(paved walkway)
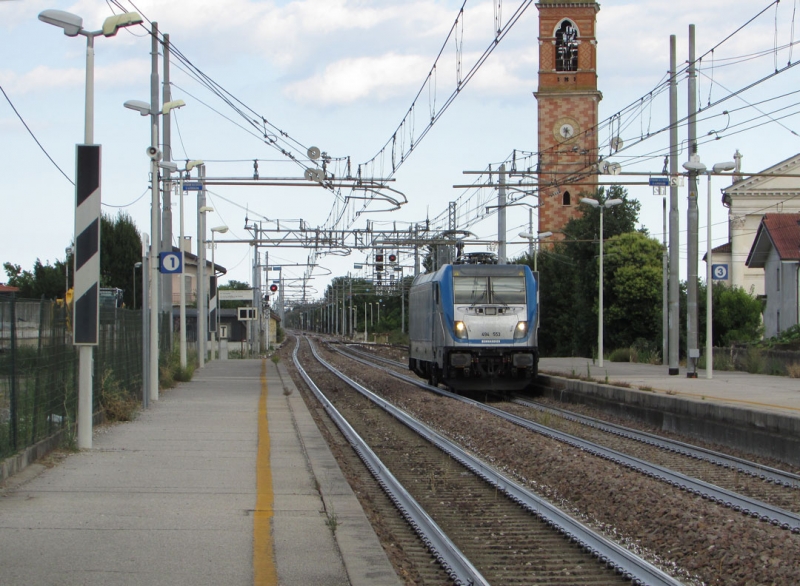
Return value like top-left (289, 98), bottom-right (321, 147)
top-left (0, 358), bottom-right (398, 586)
top-left (540, 357), bottom-right (800, 416)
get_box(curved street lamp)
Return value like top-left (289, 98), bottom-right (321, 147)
top-left (125, 99), bottom-right (186, 399)
top-left (683, 158), bottom-right (736, 379)
top-left (518, 231), bottom-right (553, 272)
top-left (40, 8), bottom-right (143, 450)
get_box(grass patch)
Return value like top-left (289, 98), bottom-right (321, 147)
top-left (99, 370), bottom-right (139, 423)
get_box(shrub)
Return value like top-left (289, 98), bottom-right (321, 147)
top-left (99, 370), bottom-right (139, 422)
top-left (609, 348), bottom-right (631, 362)
top-left (786, 363), bottom-right (800, 378)
top-left (740, 347), bottom-right (764, 374)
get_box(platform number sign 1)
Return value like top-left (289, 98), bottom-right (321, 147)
top-left (712, 264), bottom-right (728, 281)
top-left (159, 251), bottom-right (183, 274)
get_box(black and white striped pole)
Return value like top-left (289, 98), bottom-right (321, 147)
top-left (39, 8), bottom-right (144, 450)
top-left (74, 145), bottom-right (100, 449)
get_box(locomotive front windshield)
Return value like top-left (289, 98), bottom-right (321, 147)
top-left (491, 276), bottom-right (526, 304)
top-left (453, 276), bottom-right (526, 304)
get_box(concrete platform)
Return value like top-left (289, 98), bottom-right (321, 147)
top-left (539, 357), bottom-right (800, 466)
top-left (0, 357), bottom-right (400, 586)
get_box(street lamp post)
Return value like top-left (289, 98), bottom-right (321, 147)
top-left (39, 8), bottom-right (143, 449)
top-left (177, 161), bottom-right (203, 369)
top-left (683, 158), bottom-right (736, 379)
top-left (133, 262), bottom-right (142, 309)
top-left (518, 231), bottom-right (553, 272)
top-left (210, 225), bottom-right (228, 361)
top-left (581, 197), bottom-right (624, 367)
top-left (125, 99), bottom-right (186, 402)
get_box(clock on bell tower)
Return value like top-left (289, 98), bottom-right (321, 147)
top-left (535, 0), bottom-right (602, 237)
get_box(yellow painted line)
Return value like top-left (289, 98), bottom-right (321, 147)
top-left (254, 359), bottom-right (278, 585)
top-left (646, 389), bottom-right (800, 413)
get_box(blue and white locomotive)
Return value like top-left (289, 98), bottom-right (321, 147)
top-left (408, 257), bottom-right (539, 392)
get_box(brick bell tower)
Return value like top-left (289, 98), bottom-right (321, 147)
top-left (535, 0), bottom-right (602, 237)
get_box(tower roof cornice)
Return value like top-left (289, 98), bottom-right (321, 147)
top-left (536, 1), bottom-right (600, 11)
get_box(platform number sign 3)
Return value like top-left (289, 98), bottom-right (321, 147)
top-left (712, 264), bottom-right (728, 280)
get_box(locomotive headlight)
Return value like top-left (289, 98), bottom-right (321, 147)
top-left (513, 321), bottom-right (528, 339)
top-left (454, 321), bottom-right (468, 339)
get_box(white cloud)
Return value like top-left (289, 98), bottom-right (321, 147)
top-left (0, 58), bottom-right (149, 95)
top-left (283, 52), bottom-right (430, 104)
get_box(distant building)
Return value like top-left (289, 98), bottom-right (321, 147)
top-left (721, 152), bottom-right (800, 296)
top-left (167, 239), bottom-right (226, 307)
top-left (745, 213), bottom-right (800, 337)
top-left (0, 284), bottom-right (20, 297)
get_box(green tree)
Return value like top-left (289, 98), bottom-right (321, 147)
top-left (698, 282), bottom-right (763, 346)
top-left (603, 232), bottom-right (663, 350)
top-left (531, 185), bottom-right (642, 357)
top-left (3, 259), bottom-right (68, 299)
top-left (100, 212), bottom-right (142, 308)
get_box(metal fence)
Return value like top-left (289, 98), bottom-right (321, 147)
top-left (1, 297), bottom-right (144, 460)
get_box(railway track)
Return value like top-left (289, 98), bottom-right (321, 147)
top-left (294, 336), bottom-right (681, 585)
top-left (333, 341), bottom-right (800, 531)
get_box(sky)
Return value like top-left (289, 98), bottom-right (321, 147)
top-left (2, 0), bottom-right (799, 303)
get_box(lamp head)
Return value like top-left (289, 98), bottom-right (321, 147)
top-left (538, 231), bottom-right (553, 239)
top-left (38, 10), bottom-right (83, 37)
top-left (682, 160), bottom-right (707, 173)
top-left (186, 160), bottom-right (204, 171)
top-left (162, 100), bottom-right (186, 115)
top-left (134, 262), bottom-right (142, 268)
top-left (158, 161), bottom-right (178, 173)
top-left (211, 226), bottom-right (229, 234)
top-left (519, 232), bottom-right (534, 239)
top-left (605, 198), bottom-right (624, 207)
top-left (124, 100), bottom-right (151, 116)
top-left (580, 197), bottom-right (600, 208)
top-left (712, 161), bottom-right (736, 173)
top-left (102, 12), bottom-right (143, 37)
top-left (199, 206), bottom-right (214, 213)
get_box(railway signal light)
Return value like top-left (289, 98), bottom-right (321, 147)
top-left (388, 253), bottom-right (397, 263)
top-left (375, 251), bottom-right (384, 272)
top-left (270, 284), bottom-right (278, 292)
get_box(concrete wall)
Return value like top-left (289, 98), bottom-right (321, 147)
top-left (537, 374), bottom-right (800, 467)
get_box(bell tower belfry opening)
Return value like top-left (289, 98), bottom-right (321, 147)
top-left (535, 0), bottom-right (602, 237)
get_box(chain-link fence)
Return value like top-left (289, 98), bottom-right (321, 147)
top-left (1, 297), bottom-right (144, 460)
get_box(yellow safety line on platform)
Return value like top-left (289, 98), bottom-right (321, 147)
top-left (653, 389), bottom-right (800, 413)
top-left (254, 359), bottom-right (278, 585)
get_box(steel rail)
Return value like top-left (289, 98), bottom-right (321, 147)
top-left (329, 343), bottom-right (800, 533)
top-left (341, 345), bottom-right (800, 488)
top-left (512, 395), bottom-right (800, 488)
top-left (312, 340), bottom-right (683, 586)
top-left (291, 339), bottom-right (489, 586)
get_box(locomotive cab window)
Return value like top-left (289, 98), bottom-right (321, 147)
top-left (454, 276), bottom-right (489, 304)
top-left (491, 277), bottom-right (526, 305)
top-left (454, 276), bottom-right (525, 305)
